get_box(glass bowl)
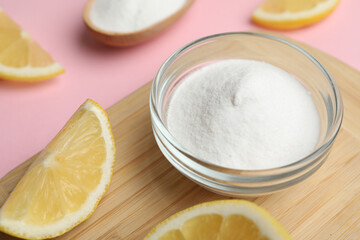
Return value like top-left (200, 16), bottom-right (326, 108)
top-left (149, 32), bottom-right (343, 197)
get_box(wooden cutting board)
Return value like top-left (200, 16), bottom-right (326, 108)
top-left (0, 34), bottom-right (359, 240)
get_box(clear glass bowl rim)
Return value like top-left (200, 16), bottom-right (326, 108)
top-left (150, 31), bottom-right (343, 175)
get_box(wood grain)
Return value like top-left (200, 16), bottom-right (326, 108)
top-left (0, 34), bottom-right (359, 240)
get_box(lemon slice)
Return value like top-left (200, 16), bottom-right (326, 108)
top-left (252, 0), bottom-right (340, 30)
top-left (145, 200), bottom-right (292, 240)
top-left (0, 99), bottom-right (115, 239)
top-left (0, 8), bottom-right (64, 81)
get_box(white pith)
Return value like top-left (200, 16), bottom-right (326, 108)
top-left (0, 62), bottom-right (63, 78)
top-left (0, 100), bottom-right (115, 239)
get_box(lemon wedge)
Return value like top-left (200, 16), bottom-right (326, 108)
top-left (0, 8), bottom-right (64, 81)
top-left (252, 0), bottom-right (340, 30)
top-left (0, 99), bottom-right (115, 239)
top-left (145, 200), bottom-right (292, 240)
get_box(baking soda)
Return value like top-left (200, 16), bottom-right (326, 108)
top-left (90, 0), bottom-right (186, 33)
top-left (166, 59), bottom-right (320, 170)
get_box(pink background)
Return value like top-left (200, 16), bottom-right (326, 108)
top-left (0, 0), bottom-right (359, 178)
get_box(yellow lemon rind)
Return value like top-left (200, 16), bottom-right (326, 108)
top-left (252, 0), bottom-right (340, 30)
top-left (0, 62), bottom-right (65, 82)
top-left (0, 99), bottom-right (116, 240)
top-left (144, 199), bottom-right (291, 240)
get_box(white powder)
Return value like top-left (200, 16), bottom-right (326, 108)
top-left (90, 0), bottom-right (186, 33)
top-left (166, 59), bottom-right (320, 170)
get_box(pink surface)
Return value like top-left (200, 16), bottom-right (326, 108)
top-left (0, 0), bottom-right (359, 178)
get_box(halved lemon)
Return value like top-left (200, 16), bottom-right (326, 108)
top-left (252, 0), bottom-right (340, 30)
top-left (145, 200), bottom-right (292, 240)
top-left (0, 8), bottom-right (64, 81)
top-left (0, 99), bottom-right (115, 239)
